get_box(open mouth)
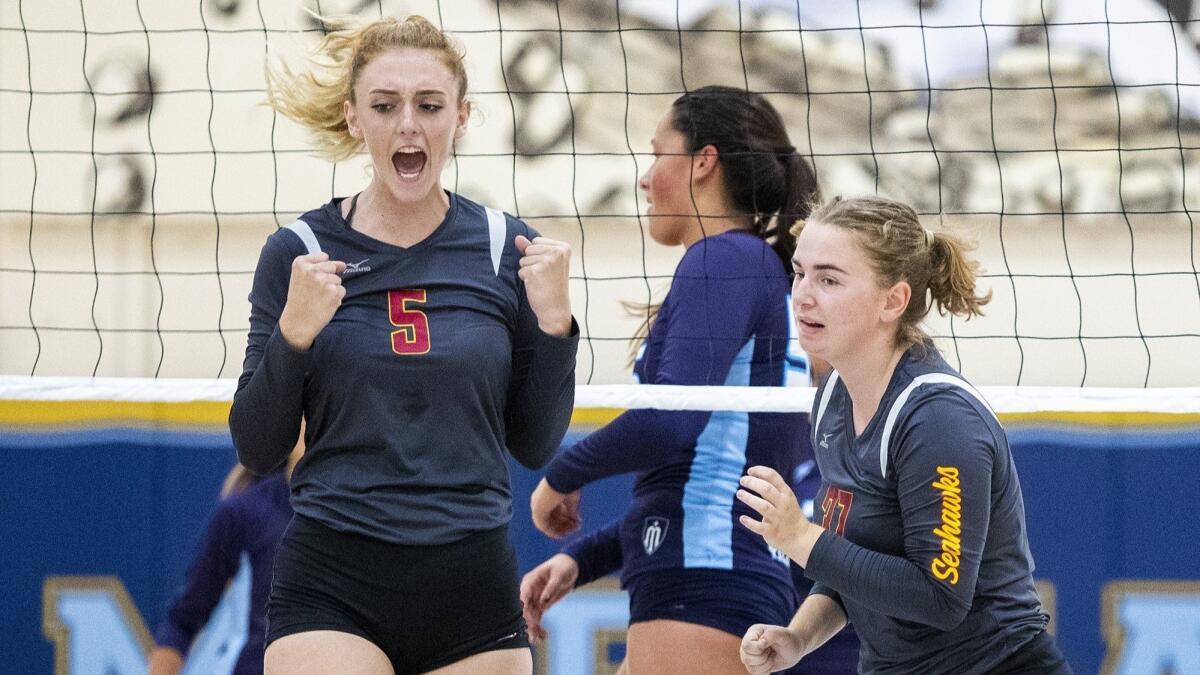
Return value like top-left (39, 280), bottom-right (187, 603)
top-left (799, 319), bottom-right (825, 330)
top-left (392, 149), bottom-right (426, 180)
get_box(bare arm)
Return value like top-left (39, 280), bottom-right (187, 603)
top-left (147, 647), bottom-right (183, 675)
top-left (740, 593), bottom-right (848, 675)
top-left (788, 593), bottom-right (848, 656)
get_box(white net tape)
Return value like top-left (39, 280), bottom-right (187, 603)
top-left (2, 376), bottom-right (1198, 415)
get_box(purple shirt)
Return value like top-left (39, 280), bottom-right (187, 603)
top-left (155, 470), bottom-right (291, 675)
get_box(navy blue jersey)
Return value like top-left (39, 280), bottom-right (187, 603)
top-left (156, 471), bottom-right (292, 675)
top-left (805, 346), bottom-right (1047, 674)
top-left (546, 231), bottom-right (805, 586)
top-left (230, 193), bottom-right (578, 545)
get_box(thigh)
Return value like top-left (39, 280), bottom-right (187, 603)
top-left (266, 630), bottom-right (393, 675)
top-left (625, 620), bottom-right (745, 675)
top-left (382, 524), bottom-right (530, 673)
top-left (421, 647), bottom-right (531, 675)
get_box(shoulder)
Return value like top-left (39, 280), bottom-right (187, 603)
top-left (892, 349), bottom-right (995, 426)
top-left (883, 367), bottom-right (1003, 472)
top-left (261, 200), bottom-right (341, 260)
top-left (677, 232), bottom-right (785, 279)
top-left (453, 192), bottom-right (536, 239)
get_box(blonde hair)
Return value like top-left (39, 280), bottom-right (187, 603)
top-left (795, 196), bottom-right (992, 349)
top-left (266, 14), bottom-right (467, 161)
top-left (220, 465), bottom-right (257, 499)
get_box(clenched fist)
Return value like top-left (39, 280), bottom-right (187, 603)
top-left (740, 623), bottom-right (805, 675)
top-left (278, 252), bottom-right (347, 351)
top-left (530, 478), bottom-right (581, 539)
top-left (514, 235), bottom-right (572, 337)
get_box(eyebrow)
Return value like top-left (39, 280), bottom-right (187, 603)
top-left (367, 88), bottom-right (448, 96)
top-left (791, 261), bottom-right (848, 275)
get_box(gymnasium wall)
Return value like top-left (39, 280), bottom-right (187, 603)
top-left (3, 0), bottom-right (1198, 386)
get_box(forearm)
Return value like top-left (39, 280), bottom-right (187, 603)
top-left (562, 519), bottom-right (623, 585)
top-left (505, 320), bottom-right (579, 469)
top-left (229, 327), bottom-right (308, 474)
top-left (805, 530), bottom-right (970, 631)
top-left (148, 647), bottom-right (184, 675)
top-left (543, 408), bottom-right (708, 492)
top-left (787, 593), bottom-right (847, 658)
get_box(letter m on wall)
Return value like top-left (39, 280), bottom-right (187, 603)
top-left (1101, 580), bottom-right (1200, 674)
top-left (42, 576), bottom-right (153, 675)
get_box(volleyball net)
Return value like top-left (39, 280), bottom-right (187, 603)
top-left (3, 6), bottom-right (1200, 673)
top-left (1, 0), bottom-right (1199, 404)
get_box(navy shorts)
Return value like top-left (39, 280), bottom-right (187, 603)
top-left (625, 567), bottom-right (798, 638)
top-left (266, 515), bottom-right (529, 674)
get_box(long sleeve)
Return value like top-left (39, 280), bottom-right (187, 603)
top-left (228, 232), bottom-right (307, 475)
top-left (562, 518), bottom-right (624, 586)
top-left (504, 275), bottom-right (579, 469)
top-left (543, 240), bottom-right (763, 492)
top-left (155, 502), bottom-right (243, 654)
top-left (804, 395), bottom-right (996, 632)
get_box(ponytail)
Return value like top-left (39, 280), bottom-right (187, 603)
top-left (926, 231), bottom-right (991, 320)
top-left (806, 196), bottom-right (991, 349)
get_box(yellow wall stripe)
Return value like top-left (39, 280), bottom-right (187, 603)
top-left (1, 402), bottom-right (1197, 431)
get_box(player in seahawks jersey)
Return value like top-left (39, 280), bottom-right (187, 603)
top-left (737, 196), bottom-right (1069, 674)
top-left (229, 15), bottom-right (577, 675)
top-left (525, 85), bottom-right (820, 674)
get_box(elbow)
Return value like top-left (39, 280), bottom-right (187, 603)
top-left (236, 449), bottom-right (280, 477)
top-left (231, 436), bottom-right (276, 476)
top-left (228, 406), bottom-right (282, 476)
top-left (922, 596), bottom-right (971, 632)
top-left (509, 436), bottom-right (557, 470)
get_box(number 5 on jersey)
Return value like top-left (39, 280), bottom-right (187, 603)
top-left (388, 289), bottom-right (430, 355)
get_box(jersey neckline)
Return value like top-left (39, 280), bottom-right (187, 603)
top-left (326, 189), bottom-right (460, 254)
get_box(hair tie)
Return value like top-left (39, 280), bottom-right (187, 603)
top-left (924, 228), bottom-right (936, 248)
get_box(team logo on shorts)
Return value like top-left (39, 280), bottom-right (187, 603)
top-left (642, 517), bottom-right (669, 555)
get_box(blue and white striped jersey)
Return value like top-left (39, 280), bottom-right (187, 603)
top-left (546, 230), bottom-right (806, 586)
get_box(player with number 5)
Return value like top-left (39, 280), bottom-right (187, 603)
top-left (229, 14), bottom-right (577, 675)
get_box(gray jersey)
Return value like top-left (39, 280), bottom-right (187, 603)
top-left (805, 346), bottom-right (1047, 674)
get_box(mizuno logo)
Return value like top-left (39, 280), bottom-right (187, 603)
top-left (344, 258), bottom-right (372, 274)
top-left (820, 432), bottom-right (832, 448)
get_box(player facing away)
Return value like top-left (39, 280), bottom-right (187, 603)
top-left (519, 409), bottom-right (863, 674)
top-left (228, 15), bottom-right (578, 675)
top-left (525, 85), bottom-right (820, 674)
top-left (737, 196), bottom-right (1071, 674)
top-left (148, 439), bottom-right (303, 675)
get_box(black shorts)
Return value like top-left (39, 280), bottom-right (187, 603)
top-left (986, 629), bottom-right (1072, 675)
top-left (626, 567), bottom-right (798, 639)
top-left (266, 515), bottom-right (529, 674)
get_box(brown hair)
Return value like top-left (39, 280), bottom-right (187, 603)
top-left (266, 14), bottom-right (467, 161)
top-left (797, 196), bottom-right (991, 348)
